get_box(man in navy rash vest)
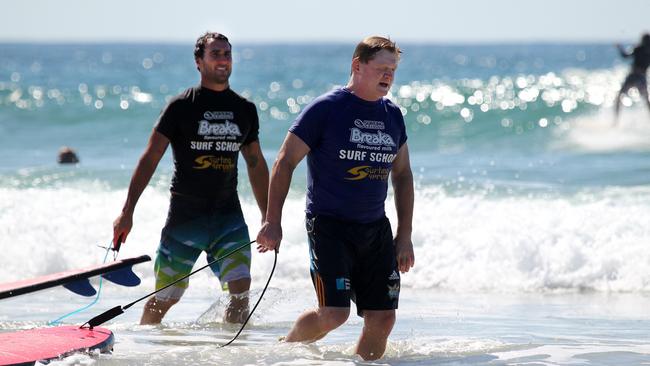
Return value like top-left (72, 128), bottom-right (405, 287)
top-left (615, 33), bottom-right (650, 120)
top-left (112, 32), bottom-right (269, 325)
top-left (256, 36), bottom-right (415, 360)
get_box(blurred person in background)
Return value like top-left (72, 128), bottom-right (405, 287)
top-left (615, 33), bottom-right (650, 120)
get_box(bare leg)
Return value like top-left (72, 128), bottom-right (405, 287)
top-left (140, 296), bottom-right (179, 325)
top-left (355, 310), bottom-right (396, 361)
top-left (223, 277), bottom-right (251, 323)
top-left (285, 306), bottom-right (349, 343)
top-left (614, 89), bottom-right (624, 123)
top-left (641, 86), bottom-right (650, 115)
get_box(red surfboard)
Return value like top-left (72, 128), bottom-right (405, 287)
top-left (0, 325), bottom-right (113, 365)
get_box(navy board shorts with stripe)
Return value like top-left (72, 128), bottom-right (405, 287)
top-left (306, 214), bottom-right (400, 317)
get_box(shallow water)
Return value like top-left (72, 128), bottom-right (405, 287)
top-left (2, 288), bottom-right (650, 365)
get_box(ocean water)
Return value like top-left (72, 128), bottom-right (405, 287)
top-left (1, 43), bottom-right (650, 365)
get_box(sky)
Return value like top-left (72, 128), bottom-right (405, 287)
top-left (2, 0), bottom-right (649, 44)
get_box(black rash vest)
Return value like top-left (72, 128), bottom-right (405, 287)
top-left (155, 86), bottom-right (259, 209)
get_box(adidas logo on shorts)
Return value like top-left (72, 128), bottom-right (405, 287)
top-left (388, 270), bottom-right (400, 281)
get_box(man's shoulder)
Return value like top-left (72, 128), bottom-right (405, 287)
top-left (226, 89), bottom-right (256, 110)
top-left (383, 97), bottom-right (400, 110)
top-left (319, 88), bottom-right (349, 103)
top-left (304, 88), bottom-right (349, 112)
top-left (166, 87), bottom-right (196, 108)
top-left (383, 98), bottom-right (406, 129)
top-left (383, 98), bottom-right (404, 118)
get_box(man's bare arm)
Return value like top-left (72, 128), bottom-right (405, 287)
top-left (256, 132), bottom-right (310, 253)
top-left (112, 130), bottom-right (169, 248)
top-left (391, 143), bottom-right (415, 273)
top-left (241, 140), bottom-right (270, 222)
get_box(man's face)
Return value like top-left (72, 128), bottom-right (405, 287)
top-left (356, 49), bottom-right (399, 100)
top-left (196, 38), bottom-right (232, 85)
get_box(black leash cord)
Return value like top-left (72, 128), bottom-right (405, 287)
top-left (219, 248), bottom-right (277, 348)
top-left (82, 240), bottom-right (261, 329)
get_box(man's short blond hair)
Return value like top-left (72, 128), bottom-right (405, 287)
top-left (352, 36), bottom-right (401, 64)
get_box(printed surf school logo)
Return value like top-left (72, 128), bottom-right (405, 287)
top-left (193, 155), bottom-right (235, 171)
top-left (344, 165), bottom-right (390, 181)
top-left (197, 111), bottom-right (241, 138)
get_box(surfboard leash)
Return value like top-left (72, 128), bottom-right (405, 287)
top-left (47, 241), bottom-right (114, 325)
top-left (219, 246), bottom-right (277, 348)
top-left (81, 239), bottom-right (278, 348)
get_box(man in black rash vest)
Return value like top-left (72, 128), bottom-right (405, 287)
top-left (112, 32), bottom-right (269, 325)
top-left (256, 36), bottom-right (415, 361)
top-left (615, 33), bottom-right (650, 120)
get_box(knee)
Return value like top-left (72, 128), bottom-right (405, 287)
top-left (364, 311), bottom-right (395, 337)
top-left (318, 307), bottom-right (350, 331)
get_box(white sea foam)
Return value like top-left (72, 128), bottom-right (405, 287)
top-left (408, 186), bottom-right (650, 292)
top-left (1, 183), bottom-right (649, 294)
top-left (553, 106), bottom-right (650, 152)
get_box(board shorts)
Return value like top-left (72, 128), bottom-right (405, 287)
top-left (153, 195), bottom-right (251, 301)
top-left (306, 214), bottom-right (400, 317)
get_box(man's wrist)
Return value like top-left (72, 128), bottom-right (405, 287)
top-left (264, 211), bottom-right (282, 225)
top-left (396, 226), bottom-right (412, 237)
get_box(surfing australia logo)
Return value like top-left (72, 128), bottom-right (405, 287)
top-left (344, 165), bottom-right (390, 181)
top-left (193, 155), bottom-right (235, 171)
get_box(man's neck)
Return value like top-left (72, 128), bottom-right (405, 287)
top-left (201, 81), bottom-right (229, 92)
top-left (346, 80), bottom-right (379, 102)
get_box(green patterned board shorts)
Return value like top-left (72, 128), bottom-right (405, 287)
top-left (153, 197), bottom-right (251, 301)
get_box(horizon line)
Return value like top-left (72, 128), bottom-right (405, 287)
top-left (0, 38), bottom-right (633, 46)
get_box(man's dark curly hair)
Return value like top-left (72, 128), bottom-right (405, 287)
top-left (194, 32), bottom-right (231, 59)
